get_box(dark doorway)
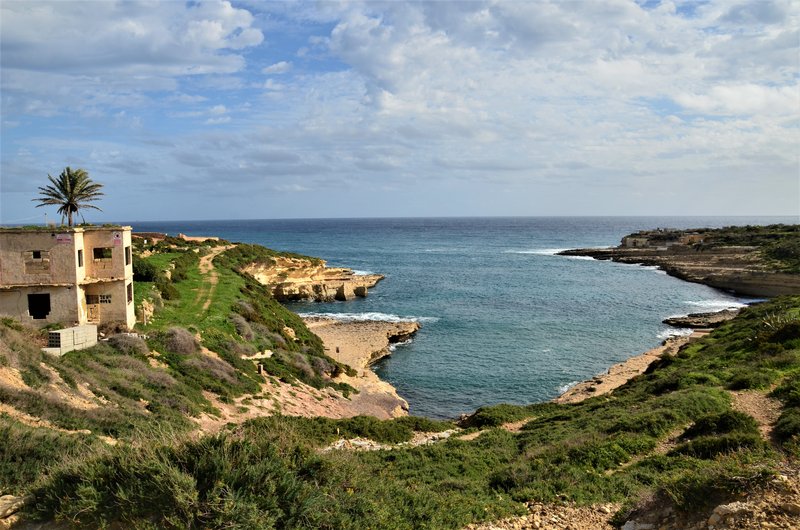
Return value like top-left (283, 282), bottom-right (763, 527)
top-left (28, 293), bottom-right (51, 319)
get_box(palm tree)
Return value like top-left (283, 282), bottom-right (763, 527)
top-left (33, 167), bottom-right (104, 226)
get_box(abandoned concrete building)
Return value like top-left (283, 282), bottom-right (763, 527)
top-left (0, 226), bottom-right (135, 329)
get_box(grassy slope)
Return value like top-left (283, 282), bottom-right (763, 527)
top-left (12, 296), bottom-right (800, 528)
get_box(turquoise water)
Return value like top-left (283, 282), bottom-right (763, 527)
top-left (131, 216), bottom-right (795, 418)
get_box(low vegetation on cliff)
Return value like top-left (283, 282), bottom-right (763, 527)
top-left (2, 287), bottom-right (798, 527)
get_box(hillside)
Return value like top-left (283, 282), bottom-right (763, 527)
top-left (559, 224), bottom-right (800, 297)
top-left (0, 236), bottom-right (798, 528)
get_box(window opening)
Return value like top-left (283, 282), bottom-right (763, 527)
top-left (125, 246), bottom-right (132, 265)
top-left (127, 283), bottom-right (133, 303)
top-left (27, 294), bottom-right (51, 319)
top-left (93, 247), bottom-right (113, 260)
top-left (99, 294), bottom-right (112, 304)
top-left (32, 250), bottom-right (42, 259)
top-left (77, 249), bottom-right (84, 267)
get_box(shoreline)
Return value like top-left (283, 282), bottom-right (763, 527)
top-left (303, 317), bottom-right (421, 418)
top-left (555, 308), bottom-right (741, 404)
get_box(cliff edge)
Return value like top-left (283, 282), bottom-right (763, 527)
top-left (243, 256), bottom-right (383, 302)
top-left (560, 225), bottom-right (800, 297)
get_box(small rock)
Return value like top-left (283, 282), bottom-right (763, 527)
top-left (714, 501), bottom-right (750, 517)
top-left (0, 495), bottom-right (24, 519)
top-left (780, 502), bottom-right (800, 515)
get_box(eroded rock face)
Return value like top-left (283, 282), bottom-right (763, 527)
top-left (243, 257), bottom-right (384, 302)
top-left (560, 246), bottom-right (800, 297)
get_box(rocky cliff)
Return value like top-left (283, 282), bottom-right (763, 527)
top-left (243, 257), bottom-right (384, 302)
top-left (560, 240), bottom-right (800, 297)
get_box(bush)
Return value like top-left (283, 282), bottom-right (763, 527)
top-left (774, 408), bottom-right (800, 446)
top-left (162, 327), bottom-right (199, 355)
top-left (670, 433), bottom-right (763, 459)
top-left (133, 259), bottom-right (158, 282)
top-left (727, 370), bottom-right (777, 390)
top-left (680, 410), bottom-right (759, 440)
top-left (108, 334), bottom-right (150, 357)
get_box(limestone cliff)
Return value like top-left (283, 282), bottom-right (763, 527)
top-left (560, 230), bottom-right (800, 297)
top-left (242, 257), bottom-right (384, 302)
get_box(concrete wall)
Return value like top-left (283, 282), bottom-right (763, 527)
top-left (43, 324), bottom-right (97, 356)
top-left (0, 230), bottom-right (80, 285)
top-left (83, 228), bottom-right (132, 281)
top-left (0, 285), bottom-right (83, 327)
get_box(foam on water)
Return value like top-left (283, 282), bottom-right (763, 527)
top-left (656, 328), bottom-right (694, 340)
top-left (558, 381), bottom-right (579, 395)
top-left (389, 338), bottom-right (414, 351)
top-left (298, 312), bottom-right (439, 324)
top-left (504, 249), bottom-right (598, 260)
top-left (352, 270), bottom-right (375, 276)
top-left (684, 300), bottom-right (749, 311)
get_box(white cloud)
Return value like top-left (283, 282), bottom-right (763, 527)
top-left (1, 1), bottom-right (798, 220)
top-left (262, 61), bottom-right (292, 74)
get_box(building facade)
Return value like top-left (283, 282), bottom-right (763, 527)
top-left (0, 226), bottom-right (135, 329)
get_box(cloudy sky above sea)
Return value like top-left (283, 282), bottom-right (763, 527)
top-left (1, 0), bottom-right (798, 223)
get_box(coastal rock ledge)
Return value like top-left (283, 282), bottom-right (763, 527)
top-left (243, 257), bottom-right (383, 302)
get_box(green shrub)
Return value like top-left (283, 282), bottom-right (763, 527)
top-left (727, 369), bottom-right (777, 390)
top-left (132, 259), bottom-right (158, 281)
top-left (670, 433), bottom-right (763, 459)
top-left (773, 408), bottom-right (800, 446)
top-left (680, 410), bottom-right (759, 440)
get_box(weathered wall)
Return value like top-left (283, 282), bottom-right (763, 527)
top-left (0, 286), bottom-right (82, 326)
top-left (83, 228), bottom-right (132, 281)
top-left (0, 230), bottom-right (80, 285)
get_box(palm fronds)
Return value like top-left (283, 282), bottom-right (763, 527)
top-left (33, 167), bottom-right (104, 226)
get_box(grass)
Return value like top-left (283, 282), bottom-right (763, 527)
top-left (16, 296), bottom-right (800, 528)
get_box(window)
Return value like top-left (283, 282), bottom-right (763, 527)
top-left (86, 294), bottom-right (99, 305)
top-left (99, 294), bottom-right (112, 304)
top-left (27, 293), bottom-right (51, 319)
top-left (93, 247), bottom-right (113, 260)
top-left (77, 249), bottom-right (84, 267)
top-left (24, 250), bottom-right (50, 273)
top-left (125, 245), bottom-right (132, 265)
top-left (127, 283), bottom-right (133, 304)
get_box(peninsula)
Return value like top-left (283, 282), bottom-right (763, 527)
top-left (559, 224), bottom-right (800, 297)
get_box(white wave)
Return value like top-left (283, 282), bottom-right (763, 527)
top-left (351, 270), bottom-right (375, 276)
top-left (684, 300), bottom-right (748, 311)
top-left (657, 328), bottom-right (694, 340)
top-left (504, 248), bottom-right (598, 260)
top-left (389, 338), bottom-right (413, 351)
top-left (298, 312), bottom-right (439, 323)
top-left (558, 381), bottom-right (579, 395)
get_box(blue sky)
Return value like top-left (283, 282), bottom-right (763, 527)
top-left (1, 0), bottom-right (798, 223)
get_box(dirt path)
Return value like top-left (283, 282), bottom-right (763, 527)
top-left (194, 245), bottom-right (234, 312)
top-left (729, 389), bottom-right (782, 441)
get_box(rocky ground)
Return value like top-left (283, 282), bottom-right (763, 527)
top-left (243, 256), bottom-right (383, 302)
top-left (559, 246), bottom-right (800, 297)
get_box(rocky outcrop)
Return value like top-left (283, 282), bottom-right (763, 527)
top-left (559, 245), bottom-right (800, 297)
top-left (663, 309), bottom-right (740, 329)
top-left (243, 257), bottom-right (384, 302)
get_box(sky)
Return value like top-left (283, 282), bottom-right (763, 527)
top-left (1, 0), bottom-right (798, 223)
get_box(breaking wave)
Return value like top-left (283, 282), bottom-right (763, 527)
top-left (298, 312), bottom-right (439, 324)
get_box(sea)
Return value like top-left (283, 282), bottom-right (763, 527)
top-left (129, 216), bottom-right (797, 419)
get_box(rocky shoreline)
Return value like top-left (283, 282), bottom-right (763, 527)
top-left (559, 242), bottom-right (800, 298)
top-left (303, 317), bottom-right (421, 418)
top-left (244, 256), bottom-right (383, 302)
